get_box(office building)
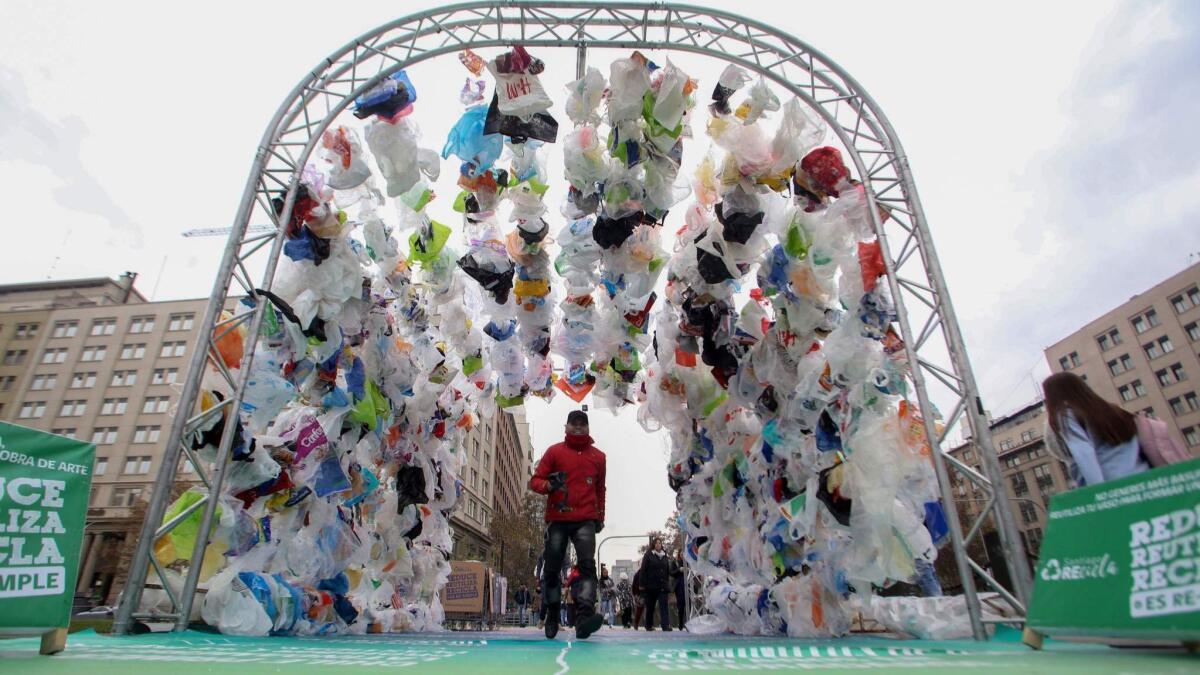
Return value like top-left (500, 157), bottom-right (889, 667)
top-left (1044, 261), bottom-right (1200, 453)
top-left (0, 274), bottom-right (210, 602)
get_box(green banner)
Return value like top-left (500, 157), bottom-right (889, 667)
top-left (1028, 458), bottom-right (1200, 640)
top-left (0, 422), bottom-right (95, 629)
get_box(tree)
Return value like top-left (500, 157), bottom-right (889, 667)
top-left (487, 491), bottom-right (546, 589)
top-left (638, 511), bottom-right (682, 555)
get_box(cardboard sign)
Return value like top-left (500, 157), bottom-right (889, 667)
top-left (441, 561), bottom-right (486, 614)
top-left (0, 423), bottom-right (94, 629)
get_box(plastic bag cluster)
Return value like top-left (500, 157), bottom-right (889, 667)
top-left (175, 50), bottom-right (948, 639)
top-left (643, 64), bottom-right (949, 637)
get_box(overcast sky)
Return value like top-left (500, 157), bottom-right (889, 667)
top-left (2, 1), bottom-right (1197, 568)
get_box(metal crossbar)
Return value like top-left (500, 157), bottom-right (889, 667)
top-left (115, 1), bottom-right (1030, 640)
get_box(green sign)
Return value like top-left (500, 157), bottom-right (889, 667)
top-left (1028, 458), bottom-right (1200, 640)
top-left (0, 422), bottom-right (95, 629)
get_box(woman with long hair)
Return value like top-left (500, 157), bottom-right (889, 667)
top-left (1042, 372), bottom-right (1148, 487)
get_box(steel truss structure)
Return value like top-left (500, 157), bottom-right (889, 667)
top-left (115, 1), bottom-right (1032, 639)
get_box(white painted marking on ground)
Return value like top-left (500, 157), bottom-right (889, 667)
top-left (554, 639), bottom-right (573, 675)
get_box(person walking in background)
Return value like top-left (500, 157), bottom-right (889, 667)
top-left (529, 410), bottom-right (607, 640)
top-left (671, 549), bottom-right (687, 630)
top-left (514, 583), bottom-right (531, 628)
top-left (1042, 372), bottom-right (1150, 487)
top-left (598, 564), bottom-right (616, 627)
top-left (616, 572), bottom-right (634, 628)
top-left (631, 569), bottom-right (645, 630)
top-left (565, 565), bottom-right (580, 627)
top-left (638, 536), bottom-right (672, 631)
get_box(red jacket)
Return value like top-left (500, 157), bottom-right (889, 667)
top-left (529, 434), bottom-right (606, 522)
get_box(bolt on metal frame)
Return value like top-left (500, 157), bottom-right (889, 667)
top-left (115, 1), bottom-right (1031, 639)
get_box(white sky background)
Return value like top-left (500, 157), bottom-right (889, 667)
top-left (2, 0), bottom-right (1197, 568)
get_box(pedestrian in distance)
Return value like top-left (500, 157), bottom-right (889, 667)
top-left (616, 572), bottom-right (634, 628)
top-left (599, 563), bottom-right (616, 627)
top-left (529, 410), bottom-right (607, 640)
top-left (638, 536), bottom-right (672, 631)
top-left (514, 583), bottom-right (531, 628)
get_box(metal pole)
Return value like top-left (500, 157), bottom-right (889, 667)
top-left (112, 153), bottom-right (271, 635)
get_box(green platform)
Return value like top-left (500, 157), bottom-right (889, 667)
top-left (0, 627), bottom-right (1194, 674)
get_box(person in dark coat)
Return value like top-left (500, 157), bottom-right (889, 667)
top-left (637, 536), bottom-right (672, 631)
top-left (672, 549), bottom-right (687, 629)
top-left (514, 583), bottom-right (532, 627)
top-left (529, 410), bottom-right (607, 640)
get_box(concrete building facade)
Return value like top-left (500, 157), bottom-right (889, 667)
top-left (449, 409), bottom-right (534, 562)
top-left (1044, 261), bottom-right (1200, 453)
top-left (0, 274), bottom-right (210, 602)
top-left (947, 400), bottom-right (1070, 559)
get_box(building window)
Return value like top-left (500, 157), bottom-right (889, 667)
top-left (1132, 379), bottom-right (1147, 398)
top-left (1010, 473), bottom-right (1028, 496)
top-left (1107, 359), bottom-right (1122, 376)
top-left (0, 376), bottom-right (13, 391)
top-left (18, 402), bottom-right (46, 419)
top-left (94, 457), bottom-right (107, 475)
top-left (1058, 356), bottom-right (1069, 371)
top-left (1170, 397), bottom-right (1187, 416)
top-left (1172, 363), bottom-right (1188, 382)
top-left (1186, 392), bottom-right (1199, 413)
top-left (168, 314), bottom-right (195, 331)
top-left (1183, 426), bottom-right (1198, 447)
top-left (482, 478), bottom-right (490, 498)
top-left (51, 427), bottom-right (76, 438)
top-left (1071, 352), bottom-right (1081, 367)
top-left (120, 343), bottom-right (146, 360)
top-left (100, 398), bottom-right (128, 415)
top-left (71, 372), bottom-right (97, 388)
top-left (59, 400), bottom-right (87, 417)
top-left (129, 316), bottom-right (156, 334)
top-left (1142, 407), bottom-right (1156, 419)
top-left (40, 348), bottom-right (68, 364)
top-left (1159, 336), bottom-right (1174, 354)
top-left (1025, 527), bottom-right (1043, 553)
top-left (142, 396), bottom-right (170, 414)
top-left (1187, 322), bottom-right (1200, 343)
top-left (470, 467), bottom-right (478, 489)
top-left (1019, 501), bottom-right (1039, 524)
top-left (30, 374), bottom-right (57, 391)
top-left (1096, 334), bottom-right (1110, 351)
top-left (1190, 287), bottom-right (1200, 308)
top-left (1020, 430), bottom-right (1035, 443)
top-left (1173, 294), bottom-right (1192, 314)
top-left (3, 350), bottom-right (27, 365)
top-left (1119, 384), bottom-right (1135, 402)
top-left (52, 321), bottom-right (78, 338)
top-left (122, 456), bottom-right (152, 475)
top-left (133, 426), bottom-right (162, 444)
top-left (160, 341), bottom-right (187, 358)
top-left (152, 368), bottom-right (178, 385)
top-left (1157, 369), bottom-right (1172, 387)
top-left (90, 319), bottom-right (117, 336)
top-left (80, 346), bottom-right (107, 362)
top-left (998, 440), bottom-right (1013, 451)
top-left (111, 370), bottom-right (138, 386)
top-left (110, 487), bottom-right (143, 507)
top-left (91, 428), bottom-right (118, 445)
top-left (14, 322), bottom-right (39, 339)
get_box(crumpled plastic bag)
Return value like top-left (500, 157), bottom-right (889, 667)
top-left (365, 118), bottom-right (440, 197)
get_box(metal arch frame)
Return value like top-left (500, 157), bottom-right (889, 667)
top-left (115, 1), bottom-right (1030, 639)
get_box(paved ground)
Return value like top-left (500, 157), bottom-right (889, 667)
top-left (0, 626), bottom-right (1195, 673)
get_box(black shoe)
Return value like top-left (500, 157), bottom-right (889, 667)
top-left (576, 612), bottom-right (603, 640)
top-left (545, 605), bottom-right (560, 639)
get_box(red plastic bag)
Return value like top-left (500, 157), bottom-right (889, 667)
top-left (858, 239), bottom-right (885, 292)
top-left (799, 146), bottom-right (849, 197)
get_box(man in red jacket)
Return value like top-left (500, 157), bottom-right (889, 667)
top-left (529, 410), bottom-right (606, 640)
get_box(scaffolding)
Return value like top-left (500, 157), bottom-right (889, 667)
top-left (114, 1), bottom-right (1032, 639)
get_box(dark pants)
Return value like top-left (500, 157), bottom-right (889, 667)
top-left (541, 521), bottom-right (597, 613)
top-left (643, 590), bottom-right (669, 630)
top-left (675, 586), bottom-right (686, 629)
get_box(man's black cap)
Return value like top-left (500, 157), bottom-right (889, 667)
top-left (567, 410), bottom-right (589, 425)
